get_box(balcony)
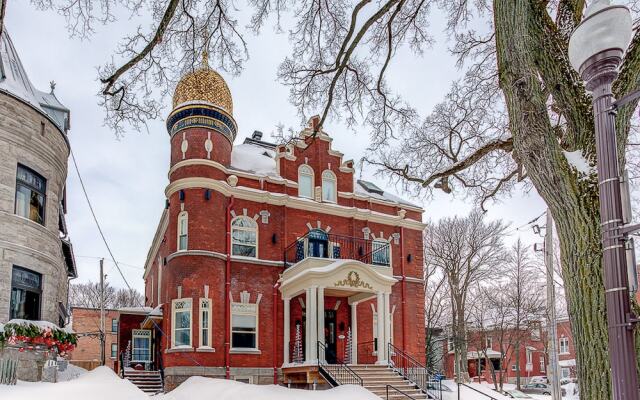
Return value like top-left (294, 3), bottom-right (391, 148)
top-left (283, 229), bottom-right (391, 268)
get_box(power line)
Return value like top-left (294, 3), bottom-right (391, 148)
top-left (69, 147), bottom-right (202, 367)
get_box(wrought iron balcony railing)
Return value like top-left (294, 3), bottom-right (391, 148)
top-left (283, 229), bottom-right (391, 268)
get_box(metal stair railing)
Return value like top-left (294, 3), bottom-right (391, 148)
top-left (386, 384), bottom-right (418, 399)
top-left (456, 382), bottom-right (499, 400)
top-left (387, 343), bottom-right (443, 400)
top-left (317, 341), bottom-right (363, 387)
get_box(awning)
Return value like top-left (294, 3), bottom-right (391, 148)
top-left (60, 238), bottom-right (77, 278)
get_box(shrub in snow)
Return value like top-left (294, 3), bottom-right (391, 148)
top-left (0, 320), bottom-right (77, 356)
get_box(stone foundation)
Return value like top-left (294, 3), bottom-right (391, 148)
top-left (0, 346), bottom-right (53, 382)
top-left (163, 366), bottom-right (283, 391)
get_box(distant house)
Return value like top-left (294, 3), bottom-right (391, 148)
top-left (443, 319), bottom-right (576, 384)
top-left (69, 307), bottom-right (120, 370)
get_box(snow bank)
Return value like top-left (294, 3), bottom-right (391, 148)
top-left (158, 376), bottom-right (380, 400)
top-left (0, 366), bottom-right (146, 400)
top-left (56, 363), bottom-right (88, 382)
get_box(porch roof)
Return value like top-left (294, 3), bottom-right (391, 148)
top-left (279, 258), bottom-right (397, 299)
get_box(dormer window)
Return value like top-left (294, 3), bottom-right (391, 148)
top-left (298, 165), bottom-right (314, 199)
top-left (322, 170), bottom-right (337, 203)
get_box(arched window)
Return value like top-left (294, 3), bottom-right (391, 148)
top-left (322, 170), bottom-right (337, 203)
top-left (177, 211), bottom-right (188, 251)
top-left (371, 238), bottom-right (390, 266)
top-left (231, 216), bottom-right (258, 257)
top-left (298, 165), bottom-right (314, 199)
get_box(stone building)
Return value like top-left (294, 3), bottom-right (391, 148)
top-left (0, 29), bottom-right (76, 326)
top-left (69, 307), bottom-right (120, 370)
top-left (117, 57), bottom-right (427, 391)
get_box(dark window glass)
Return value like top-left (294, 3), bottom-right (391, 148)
top-left (111, 343), bottom-right (117, 358)
top-left (111, 319), bottom-right (118, 332)
top-left (10, 266), bottom-right (42, 320)
top-left (15, 165), bottom-right (46, 225)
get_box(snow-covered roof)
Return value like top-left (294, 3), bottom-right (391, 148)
top-left (230, 138), bottom-right (420, 210)
top-left (230, 143), bottom-right (278, 176)
top-left (354, 179), bottom-right (421, 208)
top-left (118, 306), bottom-right (154, 315)
top-left (0, 30), bottom-right (69, 132)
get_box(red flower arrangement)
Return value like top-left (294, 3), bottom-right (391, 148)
top-left (0, 321), bottom-right (77, 356)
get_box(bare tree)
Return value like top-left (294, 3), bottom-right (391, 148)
top-left (114, 287), bottom-right (144, 308)
top-left (424, 260), bottom-right (450, 373)
top-left (426, 211), bottom-right (507, 382)
top-left (506, 239), bottom-right (546, 390)
top-left (69, 281), bottom-right (143, 309)
top-left (69, 281), bottom-right (116, 309)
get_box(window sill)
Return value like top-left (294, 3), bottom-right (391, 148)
top-left (166, 346), bottom-right (194, 353)
top-left (230, 348), bottom-right (261, 355)
top-left (196, 347), bottom-right (215, 353)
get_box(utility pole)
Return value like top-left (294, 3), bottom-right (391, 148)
top-left (544, 212), bottom-right (561, 400)
top-left (99, 258), bottom-right (105, 366)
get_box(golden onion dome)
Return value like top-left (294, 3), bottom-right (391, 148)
top-left (172, 56), bottom-right (233, 114)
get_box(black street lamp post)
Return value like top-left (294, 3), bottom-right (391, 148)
top-left (569, 1), bottom-right (639, 399)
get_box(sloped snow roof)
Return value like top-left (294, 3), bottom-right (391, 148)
top-left (0, 30), bottom-right (69, 132)
top-left (230, 143), bottom-right (278, 176)
top-left (354, 179), bottom-right (421, 208)
top-left (118, 306), bottom-right (154, 314)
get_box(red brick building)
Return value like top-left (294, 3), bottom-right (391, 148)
top-left (70, 307), bottom-right (120, 370)
top-left (118, 60), bottom-right (426, 389)
top-left (443, 319), bottom-right (577, 384)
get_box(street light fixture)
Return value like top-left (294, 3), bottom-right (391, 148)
top-left (568, 1), bottom-right (639, 399)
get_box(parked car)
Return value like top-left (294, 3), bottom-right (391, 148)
top-left (521, 383), bottom-right (567, 396)
top-left (502, 389), bottom-right (534, 399)
top-left (529, 376), bottom-right (549, 384)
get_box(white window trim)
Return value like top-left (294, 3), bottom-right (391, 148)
top-left (486, 337), bottom-right (493, 350)
top-left (231, 216), bottom-right (258, 258)
top-left (559, 337), bottom-right (569, 354)
top-left (539, 355), bottom-right (545, 372)
top-left (171, 298), bottom-right (193, 348)
top-left (177, 211), bottom-right (188, 251)
top-left (110, 343), bottom-right (118, 359)
top-left (298, 164), bottom-right (314, 199)
top-left (131, 329), bottom-right (152, 363)
top-left (230, 301), bottom-right (259, 351)
top-left (199, 298), bottom-right (212, 349)
top-left (321, 169), bottom-right (337, 203)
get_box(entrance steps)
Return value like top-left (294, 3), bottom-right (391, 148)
top-left (124, 369), bottom-right (163, 395)
top-left (349, 365), bottom-right (429, 399)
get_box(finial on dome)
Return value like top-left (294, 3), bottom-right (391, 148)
top-left (49, 80), bottom-right (56, 94)
top-left (201, 28), bottom-right (210, 69)
top-left (201, 48), bottom-right (209, 69)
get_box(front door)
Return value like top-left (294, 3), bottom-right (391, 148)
top-left (324, 310), bottom-right (337, 363)
top-left (308, 229), bottom-right (328, 258)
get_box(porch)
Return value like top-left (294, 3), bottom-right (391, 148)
top-left (279, 256), bottom-right (397, 371)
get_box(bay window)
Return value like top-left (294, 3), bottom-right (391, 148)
top-left (200, 298), bottom-right (212, 348)
top-left (177, 211), bottom-right (188, 251)
top-left (15, 164), bottom-right (46, 225)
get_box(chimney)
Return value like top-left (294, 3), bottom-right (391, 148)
top-left (252, 130), bottom-right (263, 141)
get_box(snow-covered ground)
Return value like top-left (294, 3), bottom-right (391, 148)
top-left (437, 380), bottom-right (579, 400)
top-left (0, 367), bottom-right (379, 400)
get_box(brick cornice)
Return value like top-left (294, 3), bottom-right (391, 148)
top-left (165, 177), bottom-right (427, 231)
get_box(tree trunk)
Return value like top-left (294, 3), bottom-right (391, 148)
top-left (456, 303), bottom-right (469, 382)
top-left (515, 342), bottom-right (521, 390)
top-left (494, 2), bottom-right (617, 399)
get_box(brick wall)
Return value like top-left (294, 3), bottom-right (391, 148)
top-left (69, 307), bottom-right (119, 370)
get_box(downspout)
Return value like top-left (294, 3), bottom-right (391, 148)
top-left (400, 226), bottom-right (407, 351)
top-left (272, 281), bottom-right (281, 384)
top-left (225, 195), bottom-right (235, 379)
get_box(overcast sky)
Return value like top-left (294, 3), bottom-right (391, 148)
top-left (6, 2), bottom-right (545, 292)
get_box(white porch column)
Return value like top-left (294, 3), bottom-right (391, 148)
top-left (305, 288), bottom-right (312, 361)
top-left (384, 292), bottom-right (391, 354)
top-left (283, 297), bottom-right (290, 364)
top-left (376, 291), bottom-right (385, 364)
top-left (351, 302), bottom-right (358, 364)
top-left (309, 286), bottom-right (318, 362)
top-left (317, 286), bottom-right (325, 361)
